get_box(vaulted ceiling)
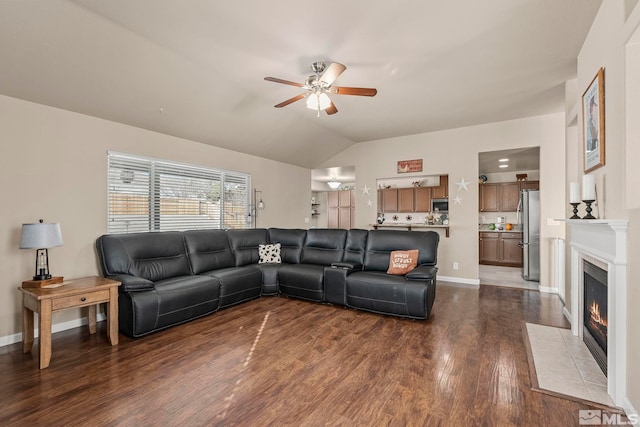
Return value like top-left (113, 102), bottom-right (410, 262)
top-left (0, 0), bottom-right (601, 168)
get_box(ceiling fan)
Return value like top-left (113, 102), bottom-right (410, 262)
top-left (264, 62), bottom-right (377, 116)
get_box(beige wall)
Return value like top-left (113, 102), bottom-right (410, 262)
top-left (319, 113), bottom-right (566, 285)
top-left (573, 0), bottom-right (640, 412)
top-left (0, 94), bottom-right (311, 338)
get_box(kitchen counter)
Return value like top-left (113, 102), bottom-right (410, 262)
top-left (371, 223), bottom-right (449, 237)
top-left (478, 229), bottom-right (522, 233)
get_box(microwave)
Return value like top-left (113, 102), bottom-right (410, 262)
top-left (431, 198), bottom-right (448, 212)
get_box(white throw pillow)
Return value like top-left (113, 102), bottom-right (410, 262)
top-left (258, 243), bottom-right (281, 264)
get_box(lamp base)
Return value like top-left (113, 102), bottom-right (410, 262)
top-left (22, 276), bottom-right (64, 289)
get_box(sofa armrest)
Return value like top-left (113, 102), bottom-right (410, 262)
top-left (405, 265), bottom-right (438, 281)
top-left (108, 274), bottom-right (155, 292)
top-left (331, 262), bottom-right (363, 271)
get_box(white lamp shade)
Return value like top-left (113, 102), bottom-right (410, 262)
top-left (306, 93), bottom-right (332, 110)
top-left (19, 222), bottom-right (63, 249)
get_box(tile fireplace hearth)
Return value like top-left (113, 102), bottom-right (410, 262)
top-left (561, 219), bottom-right (628, 411)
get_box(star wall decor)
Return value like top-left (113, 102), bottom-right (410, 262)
top-left (456, 177), bottom-right (470, 191)
top-left (361, 184), bottom-right (370, 195)
top-left (453, 195), bottom-right (462, 205)
top-left (366, 199), bottom-right (373, 207)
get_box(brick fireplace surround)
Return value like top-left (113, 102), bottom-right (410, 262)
top-left (562, 219), bottom-right (629, 411)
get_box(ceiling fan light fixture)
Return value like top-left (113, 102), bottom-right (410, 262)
top-left (327, 179), bottom-right (341, 189)
top-left (306, 93), bottom-right (331, 111)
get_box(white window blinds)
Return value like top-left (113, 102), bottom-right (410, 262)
top-left (108, 152), bottom-right (250, 233)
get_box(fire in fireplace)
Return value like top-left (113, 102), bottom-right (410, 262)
top-left (583, 261), bottom-right (608, 375)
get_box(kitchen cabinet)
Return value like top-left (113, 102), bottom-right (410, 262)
top-left (328, 191), bottom-right (339, 208)
top-left (414, 187), bottom-right (431, 212)
top-left (379, 188), bottom-right (398, 212)
top-left (398, 188), bottom-right (414, 212)
top-left (479, 184), bottom-right (500, 212)
top-left (431, 175), bottom-right (448, 199)
top-left (500, 182), bottom-right (520, 212)
top-left (479, 232), bottom-right (523, 266)
top-left (501, 233), bottom-right (523, 265)
top-left (519, 181), bottom-right (539, 191)
top-left (329, 190), bottom-right (355, 228)
top-left (479, 181), bottom-right (529, 212)
top-left (479, 232), bottom-right (500, 264)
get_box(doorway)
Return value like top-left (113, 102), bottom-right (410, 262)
top-left (478, 147), bottom-right (540, 289)
top-left (311, 166), bottom-right (356, 229)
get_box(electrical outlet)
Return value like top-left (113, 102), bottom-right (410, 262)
top-left (304, 217), bottom-right (310, 223)
top-left (453, 262), bottom-right (459, 270)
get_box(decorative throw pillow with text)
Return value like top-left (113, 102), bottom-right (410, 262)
top-left (387, 249), bottom-right (419, 275)
top-left (258, 243), bottom-right (282, 264)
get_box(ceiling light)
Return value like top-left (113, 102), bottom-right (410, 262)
top-left (499, 158), bottom-right (509, 162)
top-left (327, 179), bottom-right (341, 189)
top-left (306, 93), bottom-right (331, 111)
top-left (499, 164), bottom-right (509, 168)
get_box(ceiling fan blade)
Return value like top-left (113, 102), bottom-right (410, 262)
top-left (325, 101), bottom-right (338, 115)
top-left (334, 86), bottom-right (378, 97)
top-left (319, 62), bottom-right (346, 86)
top-left (264, 77), bottom-right (304, 88)
top-left (274, 93), bottom-right (306, 108)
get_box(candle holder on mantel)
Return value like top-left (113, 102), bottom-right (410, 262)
top-left (569, 202), bottom-right (581, 219)
top-left (582, 200), bottom-right (596, 219)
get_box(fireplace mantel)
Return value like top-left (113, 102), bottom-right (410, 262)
top-left (560, 218), bottom-right (628, 409)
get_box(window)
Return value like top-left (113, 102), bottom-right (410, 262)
top-left (108, 152), bottom-right (250, 233)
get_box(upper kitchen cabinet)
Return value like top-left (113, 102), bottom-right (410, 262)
top-left (479, 181), bottom-right (537, 212)
top-left (519, 180), bottom-right (539, 191)
top-left (398, 188), bottom-right (414, 212)
top-left (414, 187), bottom-right (431, 212)
top-left (431, 175), bottom-right (448, 199)
top-left (479, 183), bottom-right (500, 212)
top-left (379, 188), bottom-right (398, 212)
top-left (500, 182), bottom-right (520, 211)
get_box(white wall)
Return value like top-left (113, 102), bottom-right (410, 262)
top-left (0, 94), bottom-right (311, 338)
top-left (319, 113), bottom-right (566, 286)
top-left (574, 0), bottom-right (640, 412)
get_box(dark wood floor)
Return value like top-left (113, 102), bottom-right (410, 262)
top-left (0, 282), bottom-right (594, 426)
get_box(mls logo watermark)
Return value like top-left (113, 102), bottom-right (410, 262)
top-left (579, 409), bottom-right (639, 425)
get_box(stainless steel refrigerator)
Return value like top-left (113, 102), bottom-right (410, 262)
top-left (519, 190), bottom-right (540, 281)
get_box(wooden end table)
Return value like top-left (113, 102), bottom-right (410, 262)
top-left (19, 276), bottom-right (121, 369)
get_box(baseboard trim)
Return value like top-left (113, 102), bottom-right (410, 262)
top-left (538, 286), bottom-right (558, 294)
top-left (622, 397), bottom-right (639, 420)
top-left (563, 307), bottom-right (572, 325)
top-left (0, 313), bottom-right (106, 348)
top-left (438, 275), bottom-right (480, 286)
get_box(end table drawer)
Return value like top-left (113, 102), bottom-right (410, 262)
top-left (52, 290), bottom-right (110, 310)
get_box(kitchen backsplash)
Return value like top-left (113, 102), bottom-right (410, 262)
top-left (478, 212), bottom-right (520, 225)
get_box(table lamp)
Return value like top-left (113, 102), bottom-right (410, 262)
top-left (19, 219), bottom-right (63, 281)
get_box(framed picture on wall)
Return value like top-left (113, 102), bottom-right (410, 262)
top-left (582, 68), bottom-right (605, 173)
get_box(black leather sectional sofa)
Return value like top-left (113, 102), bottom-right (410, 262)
top-left (96, 228), bottom-right (439, 337)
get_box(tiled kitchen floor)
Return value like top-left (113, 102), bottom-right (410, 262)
top-left (479, 264), bottom-right (539, 290)
top-left (525, 323), bottom-right (615, 407)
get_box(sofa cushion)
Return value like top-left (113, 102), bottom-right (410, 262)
top-left (153, 275), bottom-right (221, 330)
top-left (387, 250), bottom-right (419, 275)
top-left (268, 228), bottom-right (306, 264)
top-left (184, 229), bottom-right (235, 274)
top-left (278, 264), bottom-right (326, 301)
top-left (226, 229), bottom-right (269, 266)
top-left (346, 271), bottom-right (431, 319)
top-left (205, 266), bottom-right (263, 308)
top-left (97, 231), bottom-right (191, 282)
top-left (342, 229), bottom-right (369, 265)
top-left (301, 229), bottom-right (348, 265)
top-left (259, 243), bottom-right (281, 264)
top-left (363, 230), bottom-right (439, 272)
